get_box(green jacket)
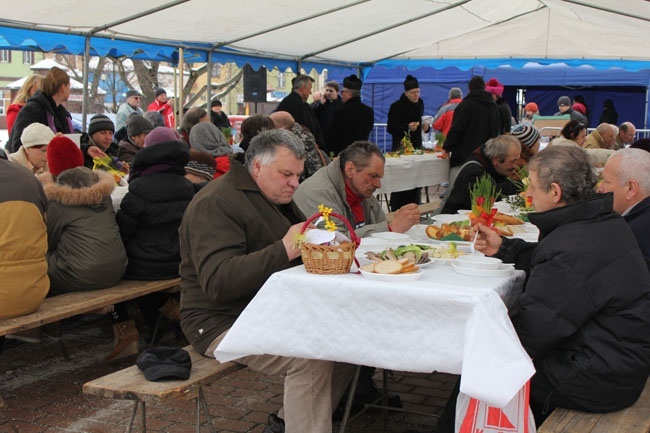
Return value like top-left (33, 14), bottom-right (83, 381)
top-left (179, 160), bottom-right (304, 354)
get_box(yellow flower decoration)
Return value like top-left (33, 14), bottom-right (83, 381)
top-left (317, 204), bottom-right (337, 232)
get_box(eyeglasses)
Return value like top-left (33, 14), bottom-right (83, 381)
top-left (130, 96), bottom-right (141, 100)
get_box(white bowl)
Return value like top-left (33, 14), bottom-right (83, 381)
top-left (371, 232), bottom-right (411, 241)
top-left (455, 255), bottom-right (502, 270)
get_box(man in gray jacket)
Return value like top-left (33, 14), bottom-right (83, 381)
top-left (294, 141), bottom-right (420, 237)
top-left (179, 129), bottom-right (355, 433)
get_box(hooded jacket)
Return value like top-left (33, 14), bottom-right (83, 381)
top-left (117, 140), bottom-right (194, 280)
top-left (7, 91), bottom-right (73, 153)
top-left (0, 159), bottom-right (49, 319)
top-left (443, 90), bottom-right (501, 167)
top-left (45, 168), bottom-right (127, 294)
top-left (497, 195), bottom-right (650, 412)
top-left (326, 96), bottom-right (374, 156)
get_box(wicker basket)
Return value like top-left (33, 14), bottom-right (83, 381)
top-left (300, 211), bottom-right (360, 275)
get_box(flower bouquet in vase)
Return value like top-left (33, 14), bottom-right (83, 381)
top-left (469, 174), bottom-right (501, 229)
top-left (399, 131), bottom-right (415, 154)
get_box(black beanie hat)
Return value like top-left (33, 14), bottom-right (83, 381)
top-left (88, 114), bottom-right (115, 136)
top-left (136, 347), bottom-right (192, 381)
top-left (403, 75), bottom-right (419, 91)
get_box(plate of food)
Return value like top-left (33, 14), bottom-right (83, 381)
top-left (424, 242), bottom-right (470, 265)
top-left (370, 232), bottom-right (412, 241)
top-left (359, 259), bottom-right (423, 282)
top-left (363, 244), bottom-right (438, 267)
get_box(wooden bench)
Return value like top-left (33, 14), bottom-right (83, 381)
top-left (538, 378), bottom-right (650, 433)
top-left (83, 345), bottom-right (244, 433)
top-left (0, 278), bottom-right (181, 338)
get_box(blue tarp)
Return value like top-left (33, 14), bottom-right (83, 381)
top-left (331, 63), bottom-right (650, 132)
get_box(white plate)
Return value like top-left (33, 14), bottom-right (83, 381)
top-left (455, 255), bottom-right (502, 270)
top-left (371, 232), bottom-right (412, 241)
top-left (359, 269), bottom-right (423, 282)
top-left (424, 239), bottom-right (473, 248)
top-left (451, 263), bottom-right (514, 278)
top-left (432, 214), bottom-right (470, 224)
top-left (417, 258), bottom-right (434, 268)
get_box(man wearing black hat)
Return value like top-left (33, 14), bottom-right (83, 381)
top-left (210, 99), bottom-right (231, 130)
top-left (148, 88), bottom-right (175, 129)
top-left (325, 75), bottom-right (374, 156)
top-left (386, 75), bottom-right (430, 210)
top-left (116, 89), bottom-right (144, 133)
top-left (117, 114), bottom-right (154, 163)
top-left (275, 74), bottom-right (325, 152)
top-left (80, 114), bottom-right (122, 169)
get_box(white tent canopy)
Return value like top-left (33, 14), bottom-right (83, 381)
top-left (1, 0), bottom-right (649, 71)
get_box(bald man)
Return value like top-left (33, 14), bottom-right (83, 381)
top-left (615, 122), bottom-right (636, 149)
top-left (583, 123), bottom-right (616, 149)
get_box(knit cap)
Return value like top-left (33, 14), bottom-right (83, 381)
top-left (511, 124), bottom-right (541, 148)
top-left (189, 122), bottom-right (232, 157)
top-left (403, 75), bottom-right (419, 91)
top-left (485, 78), bottom-right (504, 97)
top-left (524, 102), bottom-right (538, 113)
top-left (88, 114), bottom-right (115, 136)
top-left (21, 123), bottom-right (55, 148)
top-left (342, 75), bottom-right (362, 91)
top-left (127, 114), bottom-right (154, 137)
top-left (557, 96), bottom-right (571, 107)
top-left (155, 88), bottom-right (167, 97)
top-left (185, 160), bottom-right (215, 182)
top-left (47, 136), bottom-right (84, 176)
top-left (144, 127), bottom-right (182, 148)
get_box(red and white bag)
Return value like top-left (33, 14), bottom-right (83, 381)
top-left (456, 380), bottom-right (536, 433)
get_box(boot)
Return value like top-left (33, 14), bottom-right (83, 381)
top-left (157, 297), bottom-right (180, 323)
top-left (105, 320), bottom-right (139, 362)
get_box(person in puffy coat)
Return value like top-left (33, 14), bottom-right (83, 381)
top-left (44, 137), bottom-right (127, 294)
top-left (437, 145), bottom-right (650, 431)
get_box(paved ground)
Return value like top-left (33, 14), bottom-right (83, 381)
top-left (1, 315), bottom-right (457, 433)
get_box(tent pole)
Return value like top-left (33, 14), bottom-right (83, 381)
top-left (177, 47), bottom-right (184, 130)
top-left (82, 36), bottom-right (91, 132)
top-left (207, 52), bottom-right (212, 109)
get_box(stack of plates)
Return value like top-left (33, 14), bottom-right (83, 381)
top-left (451, 255), bottom-right (514, 277)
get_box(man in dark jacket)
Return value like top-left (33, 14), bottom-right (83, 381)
top-left (275, 74), bottom-right (325, 151)
top-left (555, 95), bottom-right (588, 124)
top-left (435, 146), bottom-right (650, 431)
top-left (179, 129), bottom-right (354, 433)
top-left (313, 80), bottom-right (343, 150)
top-left (210, 99), bottom-right (231, 130)
top-left (443, 76), bottom-right (501, 182)
top-left (386, 74), bottom-right (430, 210)
top-left (441, 134), bottom-right (520, 214)
top-left (598, 148), bottom-right (650, 271)
top-left (326, 75), bottom-right (374, 156)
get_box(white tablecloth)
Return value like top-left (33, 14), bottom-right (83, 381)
top-left (376, 153), bottom-right (450, 194)
top-left (215, 264), bottom-right (534, 407)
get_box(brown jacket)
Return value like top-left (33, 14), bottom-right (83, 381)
top-left (179, 159), bottom-right (304, 354)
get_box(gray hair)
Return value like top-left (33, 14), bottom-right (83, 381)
top-left (245, 129), bottom-right (306, 172)
top-left (338, 141), bottom-right (385, 172)
top-left (529, 146), bottom-right (597, 205)
top-left (483, 134), bottom-right (520, 162)
top-left (292, 74), bottom-right (315, 91)
top-left (610, 148), bottom-right (650, 195)
top-left (449, 87), bottom-right (463, 99)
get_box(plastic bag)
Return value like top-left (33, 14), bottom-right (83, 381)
top-left (456, 380), bottom-right (536, 433)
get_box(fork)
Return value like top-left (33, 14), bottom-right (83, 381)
top-left (470, 230), bottom-right (479, 254)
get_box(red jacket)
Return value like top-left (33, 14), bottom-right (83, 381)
top-left (147, 100), bottom-right (175, 128)
top-left (433, 98), bottom-right (462, 137)
top-left (6, 103), bottom-right (24, 134)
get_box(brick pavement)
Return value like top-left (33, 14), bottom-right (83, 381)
top-left (0, 315), bottom-right (456, 433)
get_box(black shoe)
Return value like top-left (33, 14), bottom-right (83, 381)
top-left (262, 413), bottom-right (285, 433)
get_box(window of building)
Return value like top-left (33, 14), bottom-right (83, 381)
top-left (277, 72), bottom-right (285, 88)
top-left (0, 50), bottom-right (11, 63)
top-left (23, 51), bottom-right (34, 64)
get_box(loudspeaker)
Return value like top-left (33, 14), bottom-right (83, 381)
top-left (243, 64), bottom-right (267, 103)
